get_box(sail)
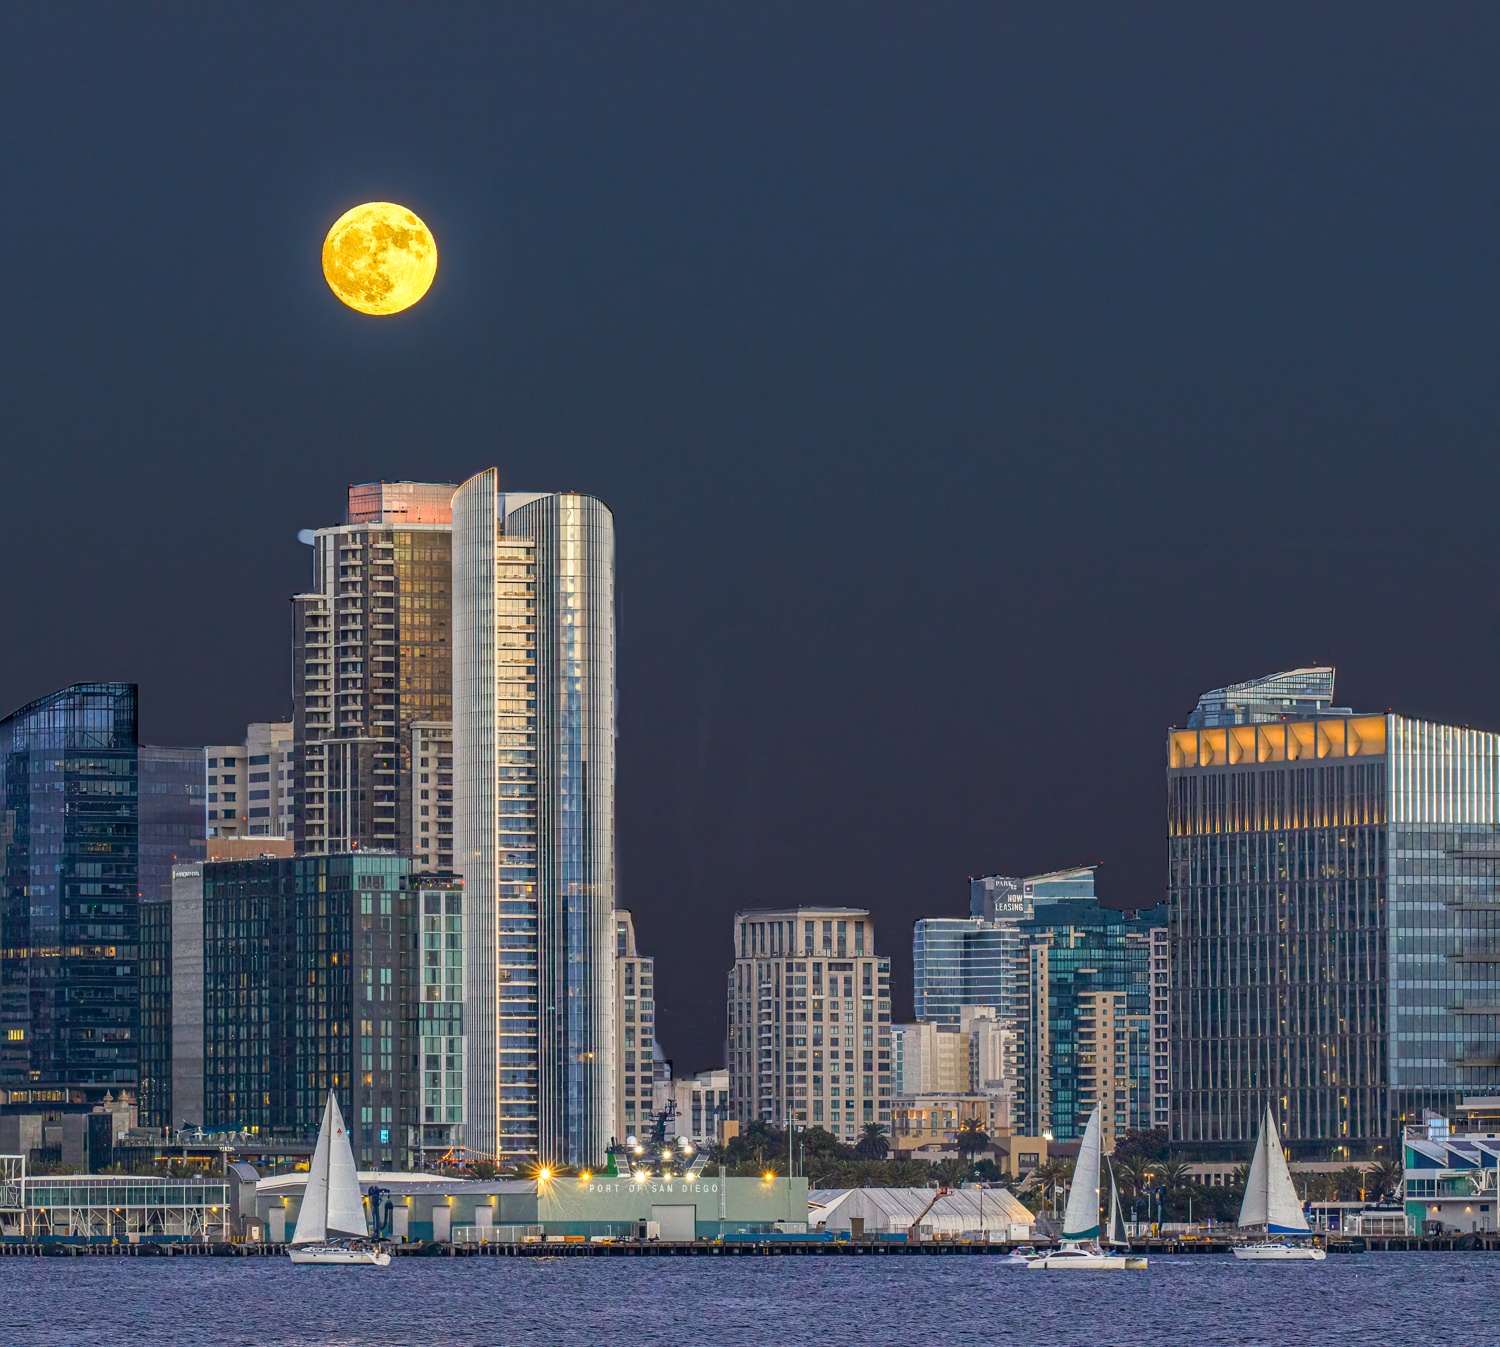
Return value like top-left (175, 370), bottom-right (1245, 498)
top-left (1104, 1152), bottom-right (1128, 1248)
top-left (1262, 1111), bottom-right (1309, 1234)
top-left (1237, 1106), bottom-right (1309, 1235)
top-left (1061, 1105), bottom-right (1103, 1242)
top-left (1237, 1115), bottom-right (1268, 1228)
top-left (291, 1094), bottom-right (334, 1244)
top-left (324, 1093), bottom-right (370, 1238)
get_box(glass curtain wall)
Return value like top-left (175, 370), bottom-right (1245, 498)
top-left (0, 683), bottom-right (140, 1107)
top-left (504, 491), bottom-right (616, 1169)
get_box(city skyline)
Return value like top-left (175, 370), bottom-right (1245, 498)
top-left (6, 8), bottom-right (1500, 1075)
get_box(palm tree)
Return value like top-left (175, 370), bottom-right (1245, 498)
top-left (1335, 1165), bottom-right (1368, 1202)
top-left (955, 1118), bottom-right (990, 1169)
top-left (1114, 1155), bottom-right (1150, 1197)
top-left (854, 1122), bottom-right (890, 1161)
top-left (1368, 1157), bottom-right (1403, 1201)
top-left (1155, 1158), bottom-right (1191, 1192)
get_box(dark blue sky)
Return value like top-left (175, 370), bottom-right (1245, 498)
top-left (3, 5), bottom-right (1499, 1070)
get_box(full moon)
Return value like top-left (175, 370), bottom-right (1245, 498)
top-left (321, 202), bottom-right (437, 315)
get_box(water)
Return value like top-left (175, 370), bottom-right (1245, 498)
top-left (0, 1253), bottom-right (1489, 1345)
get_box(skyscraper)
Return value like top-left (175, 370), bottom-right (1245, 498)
top-left (453, 469), bottom-right (616, 1168)
top-left (293, 481), bottom-right (456, 857)
top-left (0, 684), bottom-right (142, 1111)
top-left (725, 907), bottom-right (893, 1140)
top-left (1169, 667), bottom-right (1500, 1156)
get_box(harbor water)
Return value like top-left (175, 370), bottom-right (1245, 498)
top-left (0, 1251), bottom-right (1489, 1346)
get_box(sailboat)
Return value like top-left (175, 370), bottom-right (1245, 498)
top-left (1028, 1106), bottom-right (1146, 1270)
top-left (1233, 1105), bottom-right (1325, 1262)
top-left (288, 1092), bottom-right (391, 1267)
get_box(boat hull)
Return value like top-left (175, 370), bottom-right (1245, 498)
top-left (288, 1244), bottom-right (392, 1267)
top-left (1233, 1242), bottom-right (1325, 1262)
top-left (1026, 1251), bottom-right (1140, 1270)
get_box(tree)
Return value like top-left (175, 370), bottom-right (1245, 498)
top-left (854, 1123), bottom-right (889, 1161)
top-left (1112, 1128), bottom-right (1172, 1165)
top-left (933, 1158), bottom-right (967, 1189)
top-left (1368, 1157), bottom-right (1403, 1201)
top-left (1154, 1158), bottom-right (1191, 1192)
top-left (955, 1118), bottom-right (989, 1168)
top-left (1335, 1166), bottom-right (1368, 1202)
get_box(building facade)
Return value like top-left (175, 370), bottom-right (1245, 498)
top-left (1015, 899), bottom-right (1160, 1148)
top-left (890, 1006), bottom-right (1017, 1133)
top-left (416, 873), bottom-right (465, 1162)
top-left (205, 723), bottom-right (293, 841)
top-left (613, 910), bottom-right (656, 1140)
top-left (410, 721), bottom-right (454, 872)
top-left (137, 744), bottom-right (206, 1128)
top-left (293, 481), bottom-right (455, 858)
top-left (0, 684), bottom-right (199, 1117)
top-left (726, 907), bottom-right (892, 1139)
top-left (1169, 668), bottom-right (1500, 1157)
top-left (914, 867), bottom-right (1100, 1027)
top-left (201, 854), bottom-right (420, 1167)
top-left (453, 469), bottom-right (617, 1169)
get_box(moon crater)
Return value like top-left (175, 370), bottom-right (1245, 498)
top-left (322, 202), bottom-right (437, 316)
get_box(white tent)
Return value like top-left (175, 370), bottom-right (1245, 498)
top-left (811, 1186), bottom-right (1032, 1238)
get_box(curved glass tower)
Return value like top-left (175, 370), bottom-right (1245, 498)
top-left (453, 470), bottom-right (616, 1168)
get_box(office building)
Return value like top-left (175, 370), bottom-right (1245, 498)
top-left (726, 908), bottom-right (892, 1139)
top-left (1187, 666), bottom-right (1350, 729)
top-left (169, 862), bottom-right (205, 1130)
top-left (453, 469), bottom-right (617, 1168)
top-left (137, 744), bottom-right (206, 1128)
top-left (1016, 899), bottom-right (1160, 1149)
top-left (914, 867), bottom-right (1098, 1027)
top-left (200, 853), bottom-right (434, 1167)
top-left (293, 480), bottom-right (456, 857)
top-left (614, 910), bottom-right (656, 1139)
top-left (205, 722), bottom-right (294, 840)
top-left (0, 683), bottom-right (202, 1120)
top-left (410, 720), bottom-right (454, 872)
top-left (1169, 666), bottom-right (1500, 1157)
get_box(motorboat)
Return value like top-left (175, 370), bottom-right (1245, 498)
top-left (287, 1091), bottom-right (391, 1267)
top-left (1232, 1106), bottom-right (1326, 1263)
top-left (1001, 1245), bottom-right (1037, 1266)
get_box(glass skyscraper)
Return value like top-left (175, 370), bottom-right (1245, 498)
top-left (453, 469), bottom-right (616, 1168)
top-left (1169, 668), bottom-right (1500, 1157)
top-left (0, 684), bottom-right (141, 1109)
top-left (200, 854), bottom-right (437, 1167)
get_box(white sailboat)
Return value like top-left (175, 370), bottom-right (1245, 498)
top-left (1028, 1106), bottom-right (1145, 1270)
top-left (288, 1092), bottom-right (391, 1267)
top-left (1233, 1105), bottom-right (1325, 1262)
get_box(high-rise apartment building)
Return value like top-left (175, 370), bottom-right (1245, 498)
top-left (205, 723), bottom-right (293, 840)
top-left (453, 469), bottom-right (617, 1168)
top-left (416, 872), bottom-right (465, 1162)
top-left (293, 481), bottom-right (455, 857)
top-left (726, 908), bottom-right (892, 1140)
top-left (1150, 926), bottom-right (1170, 1131)
top-left (1169, 667), bottom-right (1500, 1157)
top-left (410, 721), bottom-right (454, 871)
top-left (614, 910), bottom-right (657, 1140)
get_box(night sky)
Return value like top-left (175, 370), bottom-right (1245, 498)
top-left (3, 6), bottom-right (1500, 1072)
